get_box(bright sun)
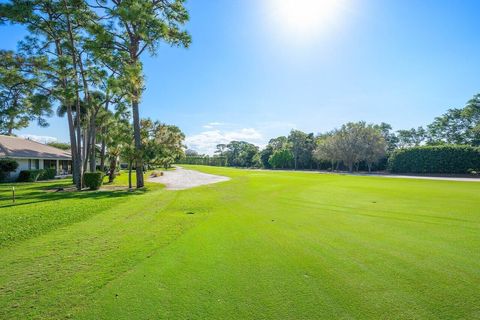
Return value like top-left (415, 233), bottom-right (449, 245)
top-left (265, 0), bottom-right (349, 41)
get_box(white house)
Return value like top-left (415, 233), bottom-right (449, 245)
top-left (0, 135), bottom-right (72, 180)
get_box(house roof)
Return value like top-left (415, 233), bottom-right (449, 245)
top-left (0, 135), bottom-right (71, 160)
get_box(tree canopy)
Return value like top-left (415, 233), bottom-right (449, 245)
top-left (0, 0), bottom-right (191, 189)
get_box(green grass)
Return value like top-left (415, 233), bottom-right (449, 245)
top-left (0, 172), bottom-right (160, 247)
top-left (0, 166), bottom-right (479, 319)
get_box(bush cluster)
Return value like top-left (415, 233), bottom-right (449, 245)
top-left (0, 159), bottom-right (19, 182)
top-left (83, 172), bottom-right (104, 190)
top-left (18, 170), bottom-right (44, 182)
top-left (388, 145), bottom-right (480, 174)
top-left (17, 168), bottom-right (58, 182)
top-left (42, 168), bottom-right (57, 180)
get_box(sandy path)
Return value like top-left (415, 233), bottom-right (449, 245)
top-left (148, 166), bottom-right (230, 190)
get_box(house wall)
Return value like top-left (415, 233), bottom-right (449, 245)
top-left (9, 158), bottom-right (29, 180)
top-left (1, 158), bottom-right (72, 181)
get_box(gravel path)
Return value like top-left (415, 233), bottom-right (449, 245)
top-left (148, 166), bottom-right (230, 190)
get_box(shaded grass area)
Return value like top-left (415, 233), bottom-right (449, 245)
top-left (102, 168), bottom-right (176, 186)
top-left (1, 165), bottom-right (479, 319)
top-left (103, 170), bottom-right (148, 186)
top-left (0, 172), bottom-right (161, 247)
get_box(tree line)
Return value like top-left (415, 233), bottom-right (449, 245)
top-left (181, 93), bottom-right (480, 172)
top-left (0, 0), bottom-right (190, 190)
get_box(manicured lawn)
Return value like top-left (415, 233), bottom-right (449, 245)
top-left (0, 172), bottom-right (161, 247)
top-left (0, 166), bottom-right (479, 319)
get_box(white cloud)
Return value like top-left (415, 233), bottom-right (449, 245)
top-left (19, 134), bottom-right (58, 144)
top-left (186, 128), bottom-right (264, 155)
top-left (202, 122), bottom-right (226, 129)
top-left (208, 122), bottom-right (224, 126)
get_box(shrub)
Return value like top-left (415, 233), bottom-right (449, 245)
top-left (0, 159), bottom-right (18, 182)
top-left (18, 170), bottom-right (44, 182)
top-left (17, 168), bottom-right (57, 182)
top-left (388, 145), bottom-right (480, 174)
top-left (84, 172), bottom-right (104, 190)
top-left (40, 168), bottom-right (56, 180)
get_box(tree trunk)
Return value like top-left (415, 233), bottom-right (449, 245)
top-left (7, 110), bottom-right (15, 135)
top-left (128, 159), bottom-right (133, 189)
top-left (109, 156), bottom-right (116, 183)
top-left (100, 136), bottom-right (106, 170)
top-left (53, 26), bottom-right (79, 188)
top-left (74, 102), bottom-right (82, 187)
top-left (63, 1), bottom-right (83, 189)
top-left (67, 105), bottom-right (80, 188)
top-left (78, 50), bottom-right (96, 173)
top-left (348, 162), bottom-right (353, 172)
top-left (368, 163), bottom-right (372, 173)
top-left (7, 99), bottom-right (17, 135)
top-left (132, 91), bottom-right (144, 188)
top-left (99, 98), bottom-right (109, 170)
top-left (83, 128), bottom-right (89, 173)
top-left (89, 116), bottom-right (96, 172)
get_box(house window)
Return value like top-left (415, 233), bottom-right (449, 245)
top-left (60, 160), bottom-right (72, 174)
top-left (28, 159), bottom-right (39, 170)
top-left (43, 160), bottom-right (57, 170)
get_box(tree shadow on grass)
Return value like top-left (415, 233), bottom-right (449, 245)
top-left (0, 183), bottom-right (150, 209)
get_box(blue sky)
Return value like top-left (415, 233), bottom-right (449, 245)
top-left (3, 0), bottom-right (480, 154)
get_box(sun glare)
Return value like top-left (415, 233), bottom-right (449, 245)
top-left (265, 0), bottom-right (349, 42)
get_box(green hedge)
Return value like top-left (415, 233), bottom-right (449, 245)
top-left (17, 168), bottom-right (58, 182)
top-left (176, 156), bottom-right (227, 166)
top-left (18, 170), bottom-right (44, 182)
top-left (388, 145), bottom-right (480, 174)
top-left (41, 168), bottom-right (56, 180)
top-left (84, 172), bottom-right (104, 190)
